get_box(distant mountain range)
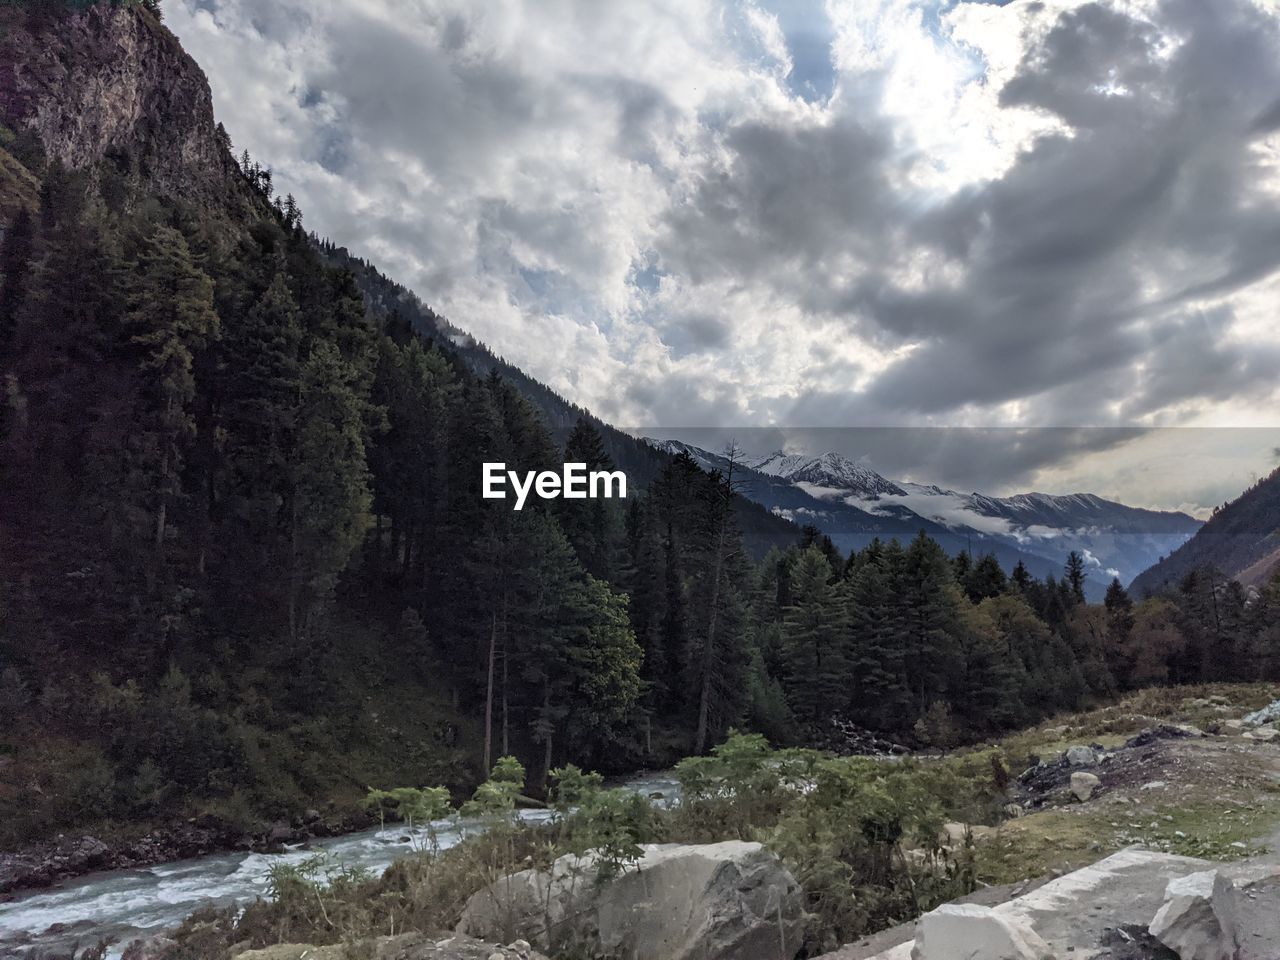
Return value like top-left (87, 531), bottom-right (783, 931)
top-left (1130, 467), bottom-right (1280, 596)
top-left (646, 439), bottom-right (1203, 599)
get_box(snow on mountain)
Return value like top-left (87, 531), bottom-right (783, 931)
top-left (641, 437), bottom-right (1203, 591)
top-left (743, 451), bottom-right (907, 498)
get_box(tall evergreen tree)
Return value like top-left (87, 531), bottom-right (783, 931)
top-left (126, 225), bottom-right (220, 554)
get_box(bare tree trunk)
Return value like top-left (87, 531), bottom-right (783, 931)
top-left (155, 449), bottom-right (169, 551)
top-left (501, 607), bottom-right (510, 757)
top-left (542, 682), bottom-right (554, 786)
top-left (288, 495), bottom-right (299, 644)
top-left (484, 611), bottom-right (498, 772)
top-left (696, 452), bottom-right (737, 754)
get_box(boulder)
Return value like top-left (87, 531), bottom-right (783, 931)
top-left (1148, 870), bottom-right (1232, 960)
top-left (1149, 866), bottom-right (1280, 960)
top-left (1065, 745), bottom-right (1096, 766)
top-left (65, 835), bottom-right (110, 872)
top-left (1070, 772), bottom-right (1100, 802)
top-left (910, 903), bottom-right (1054, 960)
top-left (1213, 869), bottom-right (1280, 960)
top-left (1242, 699), bottom-right (1280, 727)
top-left (939, 822), bottom-right (994, 846)
top-left (458, 841), bottom-right (808, 960)
top-left (1243, 726), bottom-right (1279, 742)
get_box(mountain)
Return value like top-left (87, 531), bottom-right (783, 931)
top-left (0, 0), bottom-right (815, 848)
top-left (1130, 467), bottom-right (1280, 595)
top-left (313, 244), bottom-right (800, 559)
top-left (645, 439), bottom-right (1203, 596)
top-left (742, 451), bottom-right (907, 499)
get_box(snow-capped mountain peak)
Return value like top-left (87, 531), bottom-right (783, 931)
top-left (743, 450), bottom-right (906, 499)
top-left (641, 437), bottom-right (1202, 594)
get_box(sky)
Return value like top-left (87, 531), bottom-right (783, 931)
top-left (167, 0), bottom-right (1280, 514)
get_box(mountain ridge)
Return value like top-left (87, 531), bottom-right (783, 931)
top-left (1130, 466), bottom-right (1280, 595)
top-left (645, 437), bottom-right (1203, 595)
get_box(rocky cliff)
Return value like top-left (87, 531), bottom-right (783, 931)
top-left (0, 1), bottom-right (239, 204)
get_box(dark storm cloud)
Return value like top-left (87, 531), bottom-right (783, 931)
top-left (653, 0), bottom-right (1280, 427)
top-left (850, 0), bottom-right (1280, 422)
top-left (657, 113), bottom-right (896, 284)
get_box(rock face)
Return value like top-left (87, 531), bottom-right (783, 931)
top-left (1148, 870), bottom-right (1231, 960)
top-left (0, 3), bottom-right (240, 202)
top-left (458, 841), bottom-right (808, 960)
top-left (910, 903), bottom-right (1054, 960)
top-left (1070, 772), bottom-right (1100, 802)
top-left (853, 849), bottom-right (1214, 960)
top-left (1149, 866), bottom-right (1280, 960)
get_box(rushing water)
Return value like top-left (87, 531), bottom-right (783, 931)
top-left (0, 772), bottom-right (681, 958)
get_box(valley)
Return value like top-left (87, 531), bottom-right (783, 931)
top-left (2, 1), bottom-right (1280, 959)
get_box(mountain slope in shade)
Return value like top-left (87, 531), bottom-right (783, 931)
top-left (646, 439), bottom-right (1203, 595)
top-left (310, 247), bottom-right (801, 559)
top-left (1130, 467), bottom-right (1280, 595)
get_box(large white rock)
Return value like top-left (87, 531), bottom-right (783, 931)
top-left (1148, 870), bottom-right (1233, 960)
top-left (1242, 699), bottom-right (1280, 726)
top-left (855, 850), bottom-right (1213, 960)
top-left (457, 841), bottom-right (808, 960)
top-left (909, 903), bottom-right (1054, 960)
top-left (1070, 772), bottom-right (1100, 802)
top-left (1149, 866), bottom-right (1280, 960)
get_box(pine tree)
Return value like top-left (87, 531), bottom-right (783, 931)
top-left (0, 206), bottom-right (35, 365)
top-left (847, 540), bottom-right (912, 732)
top-left (781, 546), bottom-right (850, 728)
top-left (287, 341), bottom-right (372, 641)
top-left (1065, 551), bottom-right (1087, 604)
top-left (1010, 558), bottom-right (1032, 593)
top-left (126, 225), bottom-right (219, 554)
top-left (900, 531), bottom-right (964, 719)
top-left (966, 553), bottom-right (1007, 601)
top-left (559, 417), bottom-right (622, 579)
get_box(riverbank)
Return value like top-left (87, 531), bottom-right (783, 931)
top-left (0, 808), bottom-right (375, 899)
top-left (0, 772), bottom-right (682, 958)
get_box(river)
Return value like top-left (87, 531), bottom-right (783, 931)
top-left (0, 772), bottom-right (681, 958)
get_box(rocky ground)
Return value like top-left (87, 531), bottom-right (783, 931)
top-left (137, 934), bottom-right (549, 960)
top-left (825, 689), bottom-right (1280, 959)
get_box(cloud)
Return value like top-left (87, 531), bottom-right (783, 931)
top-left (166, 0), bottom-right (1280, 506)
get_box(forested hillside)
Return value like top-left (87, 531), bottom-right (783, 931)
top-left (1, 0), bottom-right (1279, 855)
top-left (315, 240), bottom-right (801, 559)
top-left (1131, 467), bottom-right (1280, 596)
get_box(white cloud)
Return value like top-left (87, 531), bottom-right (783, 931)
top-left (166, 0), bottom-right (1280, 505)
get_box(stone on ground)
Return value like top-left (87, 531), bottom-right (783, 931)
top-left (1070, 771), bottom-right (1100, 801)
top-left (1150, 864), bottom-right (1280, 960)
top-left (1242, 699), bottom-right (1280, 727)
top-left (1148, 870), bottom-right (1232, 960)
top-left (458, 840), bottom-right (808, 960)
top-left (1065, 745), bottom-right (1097, 766)
top-left (848, 849), bottom-right (1212, 960)
top-left (909, 903), bottom-right (1054, 960)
